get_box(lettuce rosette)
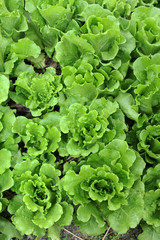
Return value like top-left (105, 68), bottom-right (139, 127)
top-left (10, 67), bottom-right (62, 116)
top-left (60, 57), bottom-right (103, 103)
top-left (62, 58), bottom-right (104, 88)
top-left (81, 14), bottom-right (125, 61)
top-left (13, 116), bottom-right (61, 157)
top-left (0, 0), bottom-right (27, 41)
top-left (103, 0), bottom-right (139, 18)
top-left (78, 2), bottom-right (136, 76)
top-left (142, 164), bottom-right (160, 235)
top-left (138, 125), bottom-right (160, 163)
top-left (59, 98), bottom-right (127, 157)
top-left (131, 6), bottom-right (160, 56)
top-left (133, 53), bottom-right (160, 115)
top-left (55, 32), bottom-right (95, 67)
top-left (8, 159), bottom-right (73, 238)
top-left (63, 139), bottom-right (145, 235)
top-left (59, 102), bottom-right (108, 157)
top-left (61, 58), bottom-right (125, 101)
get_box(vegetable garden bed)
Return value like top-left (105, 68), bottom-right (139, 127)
top-left (1, 0), bottom-right (160, 240)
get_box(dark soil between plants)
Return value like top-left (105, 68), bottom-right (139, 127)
top-left (21, 224), bottom-right (142, 240)
top-left (60, 223), bottom-right (142, 240)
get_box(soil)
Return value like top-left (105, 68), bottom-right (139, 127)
top-left (20, 223), bottom-right (142, 240)
top-left (60, 223), bottom-right (142, 240)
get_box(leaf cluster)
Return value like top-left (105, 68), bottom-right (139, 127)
top-left (0, 0), bottom-right (160, 239)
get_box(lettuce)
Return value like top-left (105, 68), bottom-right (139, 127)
top-left (59, 98), bottom-right (126, 157)
top-left (4, 38), bottom-right (41, 76)
top-left (143, 164), bottom-right (160, 229)
top-left (1, 0), bottom-right (160, 239)
top-left (81, 15), bottom-right (125, 61)
top-left (138, 125), bottom-right (160, 163)
top-left (24, 0), bottom-right (75, 56)
top-left (55, 32), bottom-right (95, 67)
top-left (11, 67), bottom-right (62, 116)
top-left (63, 139), bottom-right (145, 234)
top-left (62, 58), bottom-right (104, 88)
top-left (0, 105), bottom-right (21, 164)
top-left (0, 75), bottom-right (10, 104)
top-left (138, 223), bottom-right (160, 240)
top-left (8, 159), bottom-right (73, 237)
top-left (104, 0), bottom-right (139, 17)
top-left (133, 54), bottom-right (160, 114)
top-left (132, 6), bottom-right (160, 55)
top-left (13, 116), bottom-right (61, 157)
top-left (0, 2), bottom-right (27, 41)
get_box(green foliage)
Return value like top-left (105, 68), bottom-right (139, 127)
top-left (0, 0), bottom-right (160, 239)
top-left (13, 116), bottom-right (61, 156)
top-left (10, 67), bottom-right (62, 116)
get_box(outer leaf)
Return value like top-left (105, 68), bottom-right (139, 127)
top-left (48, 224), bottom-right (61, 240)
top-left (65, 82), bottom-right (97, 102)
top-left (138, 224), bottom-right (160, 240)
top-left (38, 5), bottom-right (72, 31)
top-left (0, 216), bottom-right (21, 240)
top-left (77, 203), bottom-right (105, 227)
top-left (130, 151), bottom-right (146, 180)
top-left (10, 38), bottom-right (41, 59)
top-left (12, 205), bottom-right (45, 236)
top-left (0, 149), bottom-right (11, 174)
top-left (54, 33), bottom-right (94, 67)
top-left (76, 216), bottom-right (107, 236)
top-left (0, 75), bottom-right (10, 104)
top-left (0, 169), bottom-right (13, 191)
top-left (116, 92), bottom-right (139, 121)
top-left (107, 181), bottom-right (144, 234)
top-left (56, 202), bottom-right (73, 227)
top-left (33, 203), bottom-right (63, 228)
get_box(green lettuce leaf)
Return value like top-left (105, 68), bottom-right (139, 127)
top-left (13, 116), bottom-right (61, 156)
top-left (81, 15), bottom-right (125, 61)
top-left (0, 6), bottom-right (28, 41)
top-left (107, 180), bottom-right (144, 234)
top-left (9, 160), bottom-right (72, 235)
top-left (138, 125), bottom-right (160, 163)
top-left (0, 75), bottom-right (10, 104)
top-left (0, 216), bottom-right (21, 240)
top-left (116, 92), bottom-right (139, 121)
top-left (59, 99), bottom-right (119, 157)
top-left (138, 223), bottom-right (160, 240)
top-left (143, 164), bottom-right (160, 227)
top-left (132, 6), bottom-right (160, 55)
top-left (54, 32), bottom-right (95, 67)
top-left (11, 67), bottom-right (62, 116)
top-left (10, 38), bottom-right (41, 59)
